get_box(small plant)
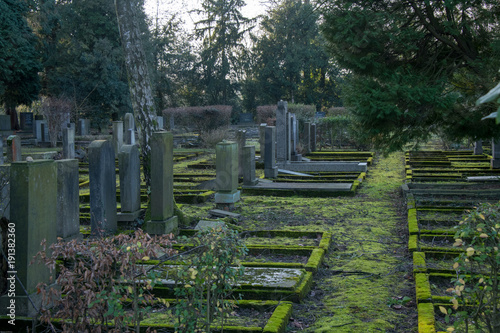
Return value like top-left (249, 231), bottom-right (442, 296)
top-left (443, 202), bottom-right (500, 332)
top-left (199, 127), bottom-right (230, 149)
top-left (173, 226), bottom-right (247, 333)
top-left (34, 230), bottom-right (175, 332)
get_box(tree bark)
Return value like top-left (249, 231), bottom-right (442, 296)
top-left (114, 0), bottom-right (159, 186)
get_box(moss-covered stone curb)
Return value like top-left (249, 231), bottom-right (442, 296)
top-left (418, 302), bottom-right (436, 333)
top-left (415, 273), bottom-right (432, 303)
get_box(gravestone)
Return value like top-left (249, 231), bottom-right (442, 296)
top-left (4, 160), bottom-right (57, 316)
top-left (290, 114), bottom-right (302, 161)
top-left (118, 144), bottom-right (141, 223)
top-left (19, 112), bottom-right (34, 132)
top-left (123, 113), bottom-right (135, 145)
top-left (259, 123), bottom-right (266, 161)
top-left (0, 135), bottom-right (3, 165)
top-left (243, 145), bottom-right (258, 186)
top-left (36, 120), bottom-right (49, 143)
top-left (264, 126), bottom-right (278, 178)
top-left (492, 139), bottom-right (500, 169)
top-left (310, 123), bottom-right (317, 152)
top-left (0, 115), bottom-right (10, 131)
top-left (112, 121), bottom-right (124, 158)
top-left (88, 140), bottom-right (117, 236)
top-left (276, 101), bottom-right (288, 164)
top-left (286, 112), bottom-right (293, 161)
top-left (56, 159), bottom-right (80, 239)
top-left (145, 132), bottom-right (178, 235)
top-left (236, 130), bottom-right (246, 178)
top-left (62, 125), bottom-right (75, 159)
top-left (78, 118), bottom-right (91, 136)
top-left (303, 122), bottom-right (311, 154)
top-left (156, 116), bottom-right (164, 129)
top-left (6, 135), bottom-right (21, 162)
top-left (215, 141), bottom-right (240, 210)
top-left (474, 141), bottom-right (483, 155)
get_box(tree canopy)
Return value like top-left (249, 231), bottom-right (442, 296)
top-left (321, 0), bottom-right (500, 151)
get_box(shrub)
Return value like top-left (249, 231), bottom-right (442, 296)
top-left (34, 230), bottom-right (175, 332)
top-left (256, 105), bottom-right (275, 124)
top-left (163, 106), bottom-right (232, 133)
top-left (199, 127), bottom-right (231, 149)
top-left (444, 202), bottom-right (500, 332)
top-left (40, 97), bottom-right (72, 147)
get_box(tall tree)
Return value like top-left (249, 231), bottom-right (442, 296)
top-left (322, 0), bottom-right (500, 152)
top-left (0, 0), bottom-right (41, 130)
top-left (193, 0), bottom-right (253, 105)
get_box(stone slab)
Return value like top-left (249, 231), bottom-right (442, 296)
top-left (278, 169), bottom-right (314, 177)
top-left (467, 176), bottom-right (500, 182)
top-left (278, 161), bottom-right (368, 173)
top-left (208, 209), bottom-right (241, 219)
top-left (215, 190), bottom-right (241, 203)
top-left (242, 182), bottom-right (352, 192)
top-left (194, 220), bottom-right (227, 231)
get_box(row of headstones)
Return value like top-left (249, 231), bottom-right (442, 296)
top-left (474, 140), bottom-right (500, 168)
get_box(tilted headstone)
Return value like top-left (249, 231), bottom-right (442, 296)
top-left (215, 141), bottom-right (240, 210)
top-left (264, 126), bottom-right (278, 178)
top-left (6, 135), bottom-right (21, 162)
top-left (243, 145), bottom-right (258, 186)
top-left (145, 132), bottom-right (178, 235)
top-left (236, 130), bottom-right (246, 178)
top-left (56, 159), bottom-right (80, 239)
top-left (310, 123), bottom-right (317, 152)
top-left (259, 123), bottom-right (266, 161)
top-left (88, 140), bottom-right (117, 236)
top-left (303, 122), bottom-right (311, 154)
top-left (474, 141), bottom-right (483, 155)
top-left (276, 101), bottom-right (288, 164)
top-left (123, 113), bottom-right (135, 145)
top-left (112, 121), bottom-right (124, 158)
top-left (5, 160), bottom-right (57, 315)
top-left (62, 125), bottom-right (75, 159)
top-left (78, 119), bottom-right (91, 136)
top-left (118, 144), bottom-right (141, 223)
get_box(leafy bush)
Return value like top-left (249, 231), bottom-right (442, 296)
top-left (444, 202), bottom-right (500, 332)
top-left (173, 227), bottom-right (247, 333)
top-left (163, 106), bottom-right (232, 133)
top-left (34, 230), bottom-right (175, 332)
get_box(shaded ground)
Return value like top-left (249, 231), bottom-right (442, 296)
top-left (180, 152), bottom-right (417, 332)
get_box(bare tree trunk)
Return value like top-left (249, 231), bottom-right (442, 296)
top-left (114, 0), bottom-right (158, 186)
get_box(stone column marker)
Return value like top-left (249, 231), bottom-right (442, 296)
top-left (236, 129), bottom-right (246, 178)
top-left (276, 101), bottom-right (288, 164)
top-left (303, 122), bottom-right (311, 154)
top-left (88, 140), bottom-right (117, 236)
top-left (123, 113), bottom-right (135, 145)
top-left (112, 121), bottom-right (124, 158)
top-left (118, 144), bottom-right (142, 223)
top-left (62, 125), bottom-right (75, 159)
top-left (56, 159), bottom-right (80, 239)
top-left (259, 123), bottom-right (267, 161)
top-left (243, 145), bottom-right (258, 186)
top-left (145, 131), bottom-right (178, 235)
top-left (215, 141), bottom-right (240, 210)
top-left (264, 126), bottom-right (278, 178)
top-left (474, 141), bottom-right (483, 155)
top-left (311, 123), bottom-right (317, 152)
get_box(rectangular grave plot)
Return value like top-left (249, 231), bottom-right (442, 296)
top-left (241, 230), bottom-right (332, 251)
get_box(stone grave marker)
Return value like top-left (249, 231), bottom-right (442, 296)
top-left (264, 126), bottom-right (278, 178)
top-left (118, 144), bottom-right (141, 223)
top-left (145, 132), bottom-right (178, 235)
top-left (156, 116), bottom-right (164, 129)
top-left (124, 113), bottom-right (135, 145)
top-left (303, 122), bottom-right (311, 154)
top-left (215, 141), bottom-right (240, 210)
top-left (62, 125), bottom-right (75, 159)
top-left (1, 160), bottom-right (57, 315)
top-left (310, 123), bottom-right (317, 152)
top-left (0, 115), bottom-right (10, 131)
top-left (112, 121), bottom-right (124, 158)
top-left (56, 159), bottom-right (80, 239)
top-left (236, 129), bottom-right (246, 178)
top-left (259, 123), bottom-right (266, 161)
top-left (19, 112), bottom-right (34, 132)
top-left (474, 140), bottom-right (483, 155)
top-left (243, 145), bottom-right (258, 186)
top-left (88, 140), bottom-right (117, 236)
top-left (78, 118), bottom-right (91, 136)
top-left (6, 135), bottom-right (21, 162)
top-left (492, 138), bottom-right (500, 169)
top-left (276, 101), bottom-right (287, 164)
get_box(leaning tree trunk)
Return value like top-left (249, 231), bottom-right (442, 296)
top-left (114, 0), bottom-right (159, 186)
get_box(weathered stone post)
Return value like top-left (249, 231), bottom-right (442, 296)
top-left (243, 145), bottom-right (258, 186)
top-left (78, 119), bottom-right (90, 136)
top-left (112, 121), bottom-right (124, 158)
top-left (303, 122), bottom-right (311, 154)
top-left (215, 141), bottom-right (240, 210)
top-left (56, 159), bottom-right (80, 239)
top-left (473, 141), bottom-right (483, 155)
top-left (62, 125), bottom-right (75, 159)
top-left (144, 132), bottom-right (178, 235)
top-left (259, 123), bottom-right (266, 161)
top-left (6, 135), bottom-right (21, 162)
top-left (88, 140), bottom-right (117, 236)
top-left (311, 123), bottom-right (317, 152)
top-left (118, 144), bottom-right (141, 223)
top-left (276, 101), bottom-right (288, 164)
top-left (492, 139), bottom-right (500, 169)
top-left (3, 160), bottom-right (57, 315)
top-left (124, 113), bottom-right (135, 145)
top-left (236, 130), bottom-right (246, 178)
top-left (264, 126), bottom-right (278, 178)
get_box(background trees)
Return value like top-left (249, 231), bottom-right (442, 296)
top-left (321, 0), bottom-right (500, 152)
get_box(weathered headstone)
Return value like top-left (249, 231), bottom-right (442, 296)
top-left (19, 112), bottom-right (34, 132)
top-left (303, 122), bottom-right (311, 154)
top-left (78, 118), bottom-right (91, 136)
top-left (264, 126), bottom-right (278, 178)
top-left (123, 113), bottom-right (135, 145)
top-left (145, 132), bottom-right (178, 235)
top-left (259, 123), bottom-right (266, 161)
top-left (492, 139), bottom-right (500, 169)
top-left (0, 115), bottom-right (10, 131)
top-left (474, 141), bottom-right (483, 155)
top-left (88, 140), bottom-right (117, 236)
top-left (112, 121), bottom-right (124, 158)
top-left (156, 116), bottom-right (164, 129)
top-left (56, 159), bottom-right (80, 239)
top-left (6, 135), bottom-right (21, 162)
top-left (215, 141), bottom-right (240, 210)
top-left (62, 125), bottom-right (75, 159)
top-left (118, 144), bottom-right (141, 223)
top-left (310, 123), bottom-right (317, 152)
top-left (276, 101), bottom-right (288, 164)
top-left (236, 130), bottom-right (246, 178)
top-left (4, 160), bottom-right (57, 315)
top-left (243, 145), bottom-right (258, 186)
top-left (286, 112), bottom-right (293, 161)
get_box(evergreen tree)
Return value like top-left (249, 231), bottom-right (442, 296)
top-left (0, 0), bottom-right (41, 129)
top-left (322, 0), bottom-right (500, 152)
